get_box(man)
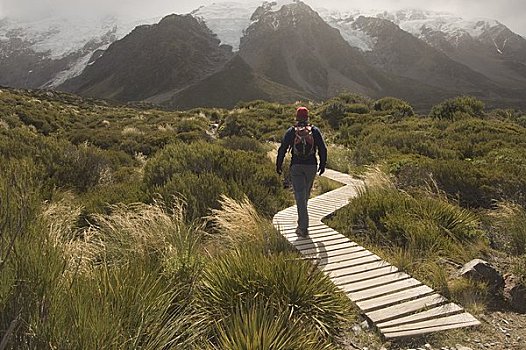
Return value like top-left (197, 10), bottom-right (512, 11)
top-left (276, 106), bottom-right (327, 237)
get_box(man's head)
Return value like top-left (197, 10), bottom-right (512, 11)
top-left (296, 106), bottom-right (309, 122)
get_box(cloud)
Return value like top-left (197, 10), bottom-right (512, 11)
top-left (1, 0), bottom-right (525, 35)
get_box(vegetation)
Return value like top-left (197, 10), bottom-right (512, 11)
top-left (2, 87), bottom-right (526, 347)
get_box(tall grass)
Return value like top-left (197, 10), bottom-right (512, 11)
top-left (211, 298), bottom-right (332, 350)
top-left (199, 247), bottom-right (352, 346)
top-left (1, 198), bottom-right (207, 349)
top-left (330, 185), bottom-right (484, 260)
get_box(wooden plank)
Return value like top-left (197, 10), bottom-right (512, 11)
top-left (327, 261), bottom-right (392, 279)
top-left (317, 249), bottom-right (372, 266)
top-left (337, 270), bottom-right (407, 290)
top-left (293, 237), bottom-right (350, 249)
top-left (299, 241), bottom-right (358, 256)
top-left (283, 230), bottom-right (340, 240)
top-left (367, 294), bottom-right (448, 323)
top-left (302, 245), bottom-right (365, 260)
top-left (383, 316), bottom-right (481, 339)
top-left (377, 303), bottom-right (464, 329)
top-left (356, 285), bottom-right (435, 312)
top-left (348, 278), bottom-right (422, 302)
top-left (322, 255), bottom-right (382, 272)
top-left (381, 313), bottom-right (480, 333)
top-left (333, 266), bottom-right (399, 286)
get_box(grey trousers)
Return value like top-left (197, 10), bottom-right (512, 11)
top-left (290, 164), bottom-right (317, 231)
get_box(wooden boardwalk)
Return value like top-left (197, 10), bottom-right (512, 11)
top-left (272, 169), bottom-right (480, 339)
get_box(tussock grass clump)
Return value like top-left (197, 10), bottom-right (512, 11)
top-left (1, 198), bottom-right (207, 349)
top-left (199, 248), bottom-right (352, 345)
top-left (331, 186), bottom-right (483, 254)
top-left (490, 203), bottom-right (526, 255)
top-left (447, 278), bottom-right (489, 314)
top-left (512, 255), bottom-right (526, 285)
top-left (211, 298), bottom-right (332, 350)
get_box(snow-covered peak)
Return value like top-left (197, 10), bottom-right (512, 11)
top-left (0, 15), bottom-right (160, 59)
top-left (192, 1), bottom-right (297, 50)
top-left (384, 9), bottom-right (502, 42)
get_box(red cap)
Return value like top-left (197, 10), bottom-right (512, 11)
top-left (296, 107), bottom-right (309, 121)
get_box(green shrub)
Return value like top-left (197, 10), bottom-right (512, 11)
top-left (393, 159), bottom-right (500, 208)
top-left (328, 187), bottom-right (484, 259)
top-left (373, 97), bottom-right (414, 118)
top-left (219, 136), bottom-right (267, 153)
top-left (430, 96), bottom-right (485, 120)
top-left (143, 141), bottom-right (288, 219)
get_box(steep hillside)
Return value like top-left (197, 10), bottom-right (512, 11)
top-left (60, 14), bottom-right (233, 102)
top-left (168, 55), bottom-right (312, 109)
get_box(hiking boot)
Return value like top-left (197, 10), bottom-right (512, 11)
top-left (295, 227), bottom-right (308, 238)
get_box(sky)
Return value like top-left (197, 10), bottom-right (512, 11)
top-left (0, 0), bottom-right (525, 36)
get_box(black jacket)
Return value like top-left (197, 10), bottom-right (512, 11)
top-left (276, 123), bottom-right (327, 168)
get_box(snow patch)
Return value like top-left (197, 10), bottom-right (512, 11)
top-left (192, 1), bottom-right (296, 50)
top-left (317, 9), bottom-right (377, 51)
top-left (0, 15), bottom-right (159, 59)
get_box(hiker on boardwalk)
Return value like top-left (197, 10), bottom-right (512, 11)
top-left (276, 106), bottom-right (327, 237)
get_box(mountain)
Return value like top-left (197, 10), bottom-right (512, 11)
top-left (0, 15), bottom-right (158, 88)
top-left (329, 15), bottom-right (500, 95)
top-left (60, 14), bottom-right (233, 102)
top-left (238, 2), bottom-right (399, 99)
top-left (375, 10), bottom-right (526, 89)
top-left (1, 1), bottom-right (526, 109)
top-left (168, 55), bottom-right (312, 109)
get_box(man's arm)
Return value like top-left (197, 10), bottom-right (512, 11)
top-left (276, 128), bottom-right (293, 174)
top-left (314, 127), bottom-right (327, 174)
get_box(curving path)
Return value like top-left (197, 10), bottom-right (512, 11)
top-left (272, 168), bottom-right (480, 339)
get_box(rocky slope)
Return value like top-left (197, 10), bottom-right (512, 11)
top-left (60, 14), bottom-right (233, 102)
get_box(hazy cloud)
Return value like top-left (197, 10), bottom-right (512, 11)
top-left (0, 0), bottom-right (525, 35)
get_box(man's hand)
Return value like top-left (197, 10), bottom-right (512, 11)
top-left (318, 165), bottom-right (325, 176)
top-left (276, 165), bottom-right (282, 175)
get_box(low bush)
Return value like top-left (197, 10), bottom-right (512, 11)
top-left (328, 186), bottom-right (485, 260)
top-left (430, 96), bottom-right (485, 120)
top-left (143, 141), bottom-right (289, 219)
top-left (373, 97), bottom-right (414, 118)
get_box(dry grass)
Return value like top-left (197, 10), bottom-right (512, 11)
top-left (208, 195), bottom-right (269, 247)
top-left (363, 166), bottom-right (395, 189)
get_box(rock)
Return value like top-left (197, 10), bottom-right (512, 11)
top-left (352, 324), bottom-right (362, 334)
top-left (360, 320), bottom-right (370, 329)
top-left (458, 259), bottom-right (504, 295)
top-left (424, 344), bottom-right (432, 350)
top-left (456, 345), bottom-right (473, 350)
top-left (503, 274), bottom-right (526, 313)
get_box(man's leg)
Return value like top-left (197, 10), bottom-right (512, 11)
top-left (305, 165), bottom-right (317, 202)
top-left (290, 164), bottom-right (309, 233)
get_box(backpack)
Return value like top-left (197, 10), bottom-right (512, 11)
top-left (292, 124), bottom-right (315, 159)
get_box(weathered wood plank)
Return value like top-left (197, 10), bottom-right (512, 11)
top-left (293, 237), bottom-right (350, 249)
top-left (356, 285), bottom-right (435, 312)
top-left (333, 266), bottom-right (400, 286)
top-left (299, 241), bottom-right (359, 256)
top-left (383, 316), bottom-right (481, 339)
top-left (367, 294), bottom-right (448, 323)
top-left (377, 303), bottom-right (464, 329)
top-left (283, 230), bottom-right (340, 240)
top-left (302, 245), bottom-right (365, 260)
top-left (322, 255), bottom-right (382, 272)
top-left (326, 261), bottom-right (392, 279)
top-left (316, 249), bottom-right (373, 267)
top-left (348, 278), bottom-right (422, 302)
top-left (336, 269), bottom-right (406, 289)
